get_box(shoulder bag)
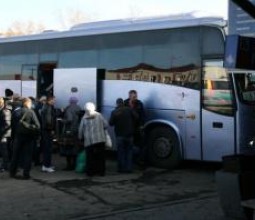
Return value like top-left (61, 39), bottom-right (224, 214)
top-left (18, 111), bottom-right (40, 137)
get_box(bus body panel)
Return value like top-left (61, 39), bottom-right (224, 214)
top-left (202, 110), bottom-right (235, 161)
top-left (184, 109), bottom-right (201, 160)
top-left (0, 80), bottom-right (21, 97)
top-left (101, 80), bottom-right (201, 160)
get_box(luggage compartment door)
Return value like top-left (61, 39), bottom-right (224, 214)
top-left (54, 68), bottom-right (100, 109)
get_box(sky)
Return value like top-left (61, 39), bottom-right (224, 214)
top-left (0, 0), bottom-right (228, 31)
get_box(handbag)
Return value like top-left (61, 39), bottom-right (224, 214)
top-left (105, 130), bottom-right (112, 149)
top-left (18, 111), bottom-right (40, 137)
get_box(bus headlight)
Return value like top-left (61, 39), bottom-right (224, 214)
top-left (249, 140), bottom-right (255, 147)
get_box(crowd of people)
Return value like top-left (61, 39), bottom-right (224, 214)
top-left (0, 88), bottom-right (145, 180)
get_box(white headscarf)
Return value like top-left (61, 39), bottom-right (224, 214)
top-left (84, 102), bottom-right (96, 117)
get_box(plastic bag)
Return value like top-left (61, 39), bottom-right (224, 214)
top-left (75, 150), bottom-right (86, 173)
top-left (105, 130), bottom-right (112, 149)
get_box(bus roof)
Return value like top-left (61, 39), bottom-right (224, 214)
top-left (0, 14), bottom-right (226, 44)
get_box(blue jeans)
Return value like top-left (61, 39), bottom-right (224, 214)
top-left (116, 137), bottom-right (133, 172)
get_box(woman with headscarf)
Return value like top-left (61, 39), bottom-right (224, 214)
top-left (78, 102), bottom-right (107, 176)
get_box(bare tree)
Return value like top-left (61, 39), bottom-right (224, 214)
top-left (3, 21), bottom-right (45, 37)
top-left (1, 8), bottom-right (89, 36)
top-left (58, 8), bottom-right (90, 29)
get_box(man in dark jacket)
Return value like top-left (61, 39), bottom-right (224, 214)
top-left (124, 90), bottom-right (145, 126)
top-left (0, 97), bottom-right (11, 172)
top-left (40, 96), bottom-right (56, 173)
top-left (124, 90), bottom-right (146, 166)
top-left (109, 98), bottom-right (138, 173)
top-left (124, 90), bottom-right (145, 144)
top-left (9, 98), bottom-right (40, 179)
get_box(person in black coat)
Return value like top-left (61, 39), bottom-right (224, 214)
top-left (109, 98), bottom-right (138, 173)
top-left (124, 90), bottom-right (146, 166)
top-left (9, 98), bottom-right (40, 179)
top-left (40, 96), bottom-right (56, 173)
top-left (124, 90), bottom-right (145, 145)
top-left (32, 95), bottom-right (47, 166)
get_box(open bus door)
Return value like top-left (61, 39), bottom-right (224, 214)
top-left (37, 63), bottom-right (57, 97)
top-left (201, 60), bottom-right (236, 161)
top-left (231, 70), bottom-right (255, 153)
top-left (223, 35), bottom-right (255, 154)
top-left (53, 68), bottom-right (104, 109)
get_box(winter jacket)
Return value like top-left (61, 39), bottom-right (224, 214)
top-left (109, 106), bottom-right (138, 137)
top-left (63, 103), bottom-right (81, 134)
top-left (17, 107), bottom-right (40, 137)
top-left (41, 104), bottom-right (56, 131)
top-left (78, 111), bottom-right (107, 148)
top-left (124, 98), bottom-right (145, 127)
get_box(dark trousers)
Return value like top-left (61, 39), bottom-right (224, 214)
top-left (33, 139), bottom-right (41, 165)
top-left (116, 137), bottom-right (133, 172)
top-left (7, 137), bottom-right (13, 161)
top-left (0, 140), bottom-right (9, 170)
top-left (42, 130), bottom-right (53, 167)
top-left (133, 128), bottom-right (146, 164)
top-left (85, 143), bottom-right (105, 176)
top-left (65, 155), bottom-right (76, 170)
top-left (133, 129), bottom-right (142, 147)
top-left (10, 136), bottom-right (34, 177)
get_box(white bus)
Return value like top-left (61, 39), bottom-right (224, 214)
top-left (0, 14), bottom-right (253, 168)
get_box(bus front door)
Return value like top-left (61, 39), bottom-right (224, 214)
top-left (201, 60), bottom-right (235, 161)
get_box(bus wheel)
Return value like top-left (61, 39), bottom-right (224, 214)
top-left (147, 127), bottom-right (181, 169)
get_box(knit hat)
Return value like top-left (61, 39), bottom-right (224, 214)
top-left (69, 96), bottom-right (78, 104)
top-left (5, 88), bottom-right (14, 97)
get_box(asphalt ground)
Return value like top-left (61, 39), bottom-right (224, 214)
top-left (0, 153), bottom-right (233, 220)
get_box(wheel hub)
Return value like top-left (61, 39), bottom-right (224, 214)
top-left (153, 137), bottom-right (173, 158)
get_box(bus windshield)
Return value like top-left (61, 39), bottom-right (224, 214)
top-left (234, 72), bottom-right (255, 104)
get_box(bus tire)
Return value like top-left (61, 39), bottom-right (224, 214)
top-left (147, 127), bottom-right (181, 169)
